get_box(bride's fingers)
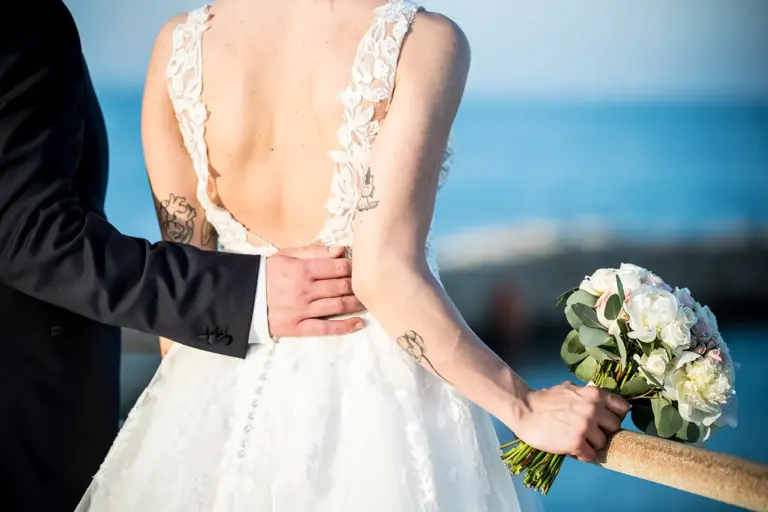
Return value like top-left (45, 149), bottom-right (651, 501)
top-left (309, 278), bottom-right (354, 301)
top-left (296, 318), bottom-right (365, 336)
top-left (310, 296), bottom-right (363, 317)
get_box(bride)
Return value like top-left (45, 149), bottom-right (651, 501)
top-left (77, 0), bottom-right (628, 510)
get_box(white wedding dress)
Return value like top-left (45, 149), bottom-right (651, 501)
top-left (76, 2), bottom-right (529, 511)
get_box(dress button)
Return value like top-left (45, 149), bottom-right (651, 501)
top-left (206, 334), bottom-right (218, 345)
top-left (216, 334), bottom-right (233, 346)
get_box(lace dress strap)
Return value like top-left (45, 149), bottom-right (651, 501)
top-left (317, 0), bottom-right (422, 247)
top-left (166, 5), bottom-right (276, 255)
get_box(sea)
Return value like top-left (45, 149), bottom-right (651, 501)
top-left (101, 87), bottom-right (768, 511)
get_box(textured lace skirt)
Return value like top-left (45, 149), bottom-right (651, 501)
top-left (75, 315), bottom-right (525, 511)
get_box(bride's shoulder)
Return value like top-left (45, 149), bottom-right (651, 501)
top-left (145, 8), bottom-right (206, 76)
top-left (398, 9), bottom-right (471, 84)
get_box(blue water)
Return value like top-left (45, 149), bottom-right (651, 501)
top-left (96, 88), bottom-right (768, 242)
top-left (100, 88), bottom-right (768, 510)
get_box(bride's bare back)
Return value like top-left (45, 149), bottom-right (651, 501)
top-left (145, 0), bottom-right (403, 249)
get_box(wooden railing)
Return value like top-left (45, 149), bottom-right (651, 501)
top-left (596, 430), bottom-right (768, 511)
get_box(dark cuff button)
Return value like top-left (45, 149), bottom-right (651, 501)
top-left (216, 334), bottom-right (233, 346)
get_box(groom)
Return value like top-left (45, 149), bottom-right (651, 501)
top-left (0, 2), bottom-right (363, 511)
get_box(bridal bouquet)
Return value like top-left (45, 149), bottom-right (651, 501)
top-left (501, 263), bottom-right (738, 494)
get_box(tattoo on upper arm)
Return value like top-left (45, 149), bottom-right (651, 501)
top-left (201, 218), bottom-right (217, 247)
top-left (156, 193), bottom-right (197, 244)
top-left (356, 168), bottom-right (380, 212)
top-left (397, 330), bottom-right (450, 383)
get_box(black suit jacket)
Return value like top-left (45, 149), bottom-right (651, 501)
top-left (0, 2), bottom-right (260, 510)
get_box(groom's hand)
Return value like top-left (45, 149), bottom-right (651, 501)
top-left (266, 245), bottom-right (365, 337)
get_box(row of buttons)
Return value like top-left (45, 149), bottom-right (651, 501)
top-left (236, 342), bottom-right (278, 459)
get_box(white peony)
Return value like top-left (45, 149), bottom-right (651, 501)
top-left (626, 285), bottom-right (679, 343)
top-left (634, 349), bottom-right (670, 383)
top-left (659, 306), bottom-right (697, 353)
top-left (616, 263), bottom-right (648, 295)
top-left (663, 351), bottom-right (736, 429)
top-left (579, 268), bottom-right (618, 296)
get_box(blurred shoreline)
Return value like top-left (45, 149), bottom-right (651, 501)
top-left (437, 222), bottom-right (768, 363)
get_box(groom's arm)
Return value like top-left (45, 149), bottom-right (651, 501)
top-left (0, 2), bottom-right (364, 357)
top-left (0, 5), bottom-right (262, 357)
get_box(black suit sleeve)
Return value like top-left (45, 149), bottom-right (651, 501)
top-left (0, 2), bottom-right (258, 358)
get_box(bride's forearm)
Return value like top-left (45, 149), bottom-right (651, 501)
top-left (353, 257), bottom-right (531, 428)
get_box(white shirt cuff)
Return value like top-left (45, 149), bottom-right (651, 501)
top-left (248, 257), bottom-right (271, 344)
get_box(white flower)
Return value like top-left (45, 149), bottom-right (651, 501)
top-left (579, 268), bottom-right (618, 296)
top-left (615, 263), bottom-right (648, 296)
top-left (660, 320), bottom-right (691, 353)
top-left (659, 306), bottom-right (696, 353)
top-left (626, 285), bottom-right (679, 343)
top-left (634, 349), bottom-right (670, 383)
top-left (663, 351), bottom-right (736, 429)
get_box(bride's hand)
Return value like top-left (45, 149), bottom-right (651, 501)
top-left (266, 245), bottom-right (366, 337)
top-left (509, 382), bottom-right (629, 462)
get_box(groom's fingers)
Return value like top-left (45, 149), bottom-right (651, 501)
top-left (296, 318), bottom-right (365, 336)
top-left (306, 258), bottom-right (353, 280)
top-left (310, 296), bottom-right (364, 317)
top-left (278, 245), bottom-right (346, 260)
top-left (309, 278), bottom-right (354, 301)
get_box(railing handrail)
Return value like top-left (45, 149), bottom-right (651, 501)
top-left (596, 430), bottom-right (768, 511)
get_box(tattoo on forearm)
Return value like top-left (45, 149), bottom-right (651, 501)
top-left (397, 330), bottom-right (450, 383)
top-left (201, 218), bottom-right (217, 247)
top-left (356, 168), bottom-right (380, 212)
top-left (156, 193), bottom-right (197, 244)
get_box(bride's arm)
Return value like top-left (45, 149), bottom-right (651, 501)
top-left (352, 14), bottom-right (525, 429)
top-left (143, 18), bottom-right (219, 356)
top-left (353, 14), bottom-right (628, 461)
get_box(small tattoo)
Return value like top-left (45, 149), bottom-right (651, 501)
top-left (356, 168), bottom-right (379, 212)
top-left (397, 330), bottom-right (449, 383)
top-left (201, 219), bottom-right (217, 247)
top-left (156, 193), bottom-right (196, 244)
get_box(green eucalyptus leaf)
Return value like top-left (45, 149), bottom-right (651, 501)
top-left (556, 288), bottom-right (578, 309)
top-left (640, 341), bottom-right (655, 357)
top-left (573, 356), bottom-right (598, 383)
top-left (651, 396), bottom-right (669, 417)
top-left (571, 303), bottom-right (605, 330)
top-left (604, 294), bottom-right (622, 321)
top-left (560, 331), bottom-right (588, 365)
top-left (651, 397), bottom-right (683, 439)
top-left (620, 377), bottom-right (652, 397)
top-left (638, 367), bottom-right (664, 388)
top-left (565, 305), bottom-right (582, 330)
top-left (617, 319), bottom-right (629, 338)
top-left (566, 290), bottom-right (598, 309)
top-left (579, 325), bottom-right (613, 348)
top-left (615, 333), bottom-right (628, 367)
top-left (585, 344), bottom-right (620, 362)
top-left (616, 275), bottom-right (626, 303)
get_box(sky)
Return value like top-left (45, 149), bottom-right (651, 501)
top-left (65, 0), bottom-right (768, 100)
